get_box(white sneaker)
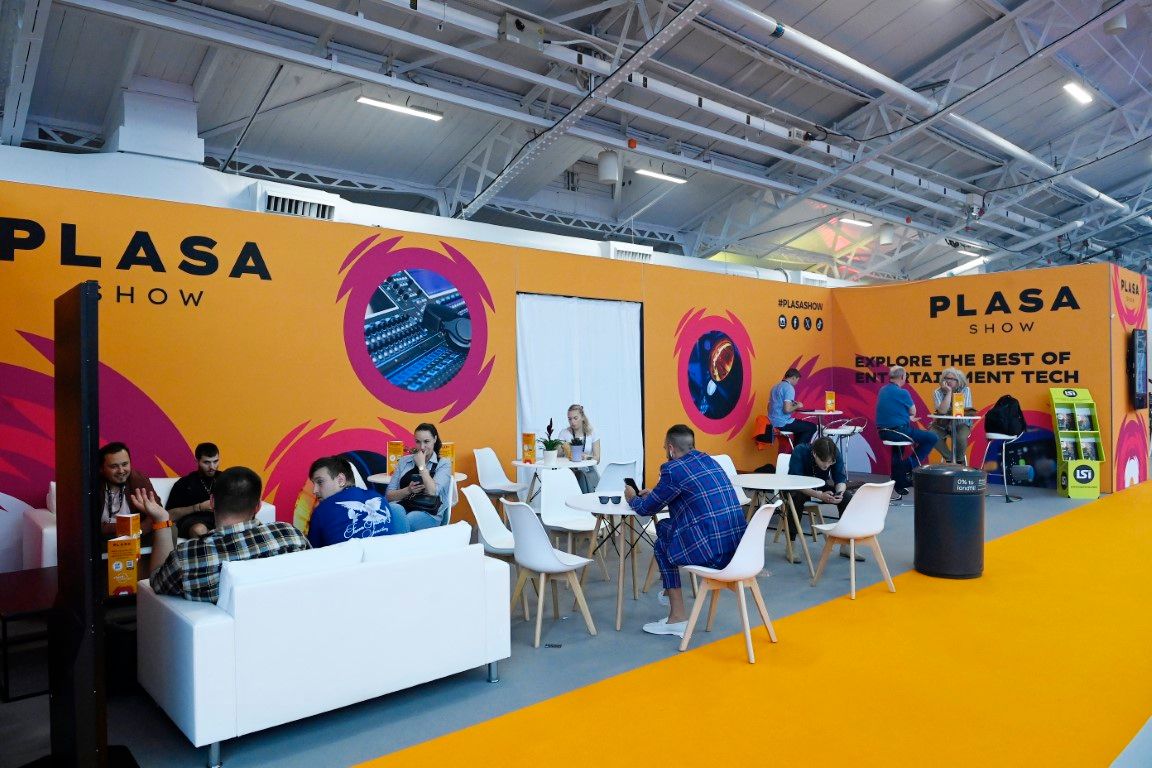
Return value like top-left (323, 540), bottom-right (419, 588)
top-left (656, 589), bottom-right (670, 607)
top-left (642, 618), bottom-right (688, 637)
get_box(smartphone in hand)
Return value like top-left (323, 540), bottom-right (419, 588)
top-left (623, 477), bottom-right (641, 494)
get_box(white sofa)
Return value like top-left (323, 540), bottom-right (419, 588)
top-left (22, 480), bottom-right (277, 569)
top-left (136, 522), bottom-right (510, 766)
top-left (0, 491), bottom-right (31, 573)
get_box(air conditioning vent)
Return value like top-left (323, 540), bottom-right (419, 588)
top-left (265, 194), bottom-right (334, 220)
top-left (601, 241), bottom-right (654, 262)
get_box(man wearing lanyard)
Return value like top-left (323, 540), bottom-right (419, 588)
top-left (97, 442), bottom-right (156, 539)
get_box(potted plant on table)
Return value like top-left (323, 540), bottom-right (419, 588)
top-left (538, 419), bottom-right (563, 464)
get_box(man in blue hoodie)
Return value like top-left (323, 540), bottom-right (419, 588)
top-left (307, 456), bottom-right (409, 547)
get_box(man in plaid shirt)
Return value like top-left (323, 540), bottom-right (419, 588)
top-left (132, 466), bottom-right (310, 603)
top-left (625, 424), bottom-right (747, 638)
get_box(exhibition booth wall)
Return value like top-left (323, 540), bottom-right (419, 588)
top-left (0, 179), bottom-right (1147, 529)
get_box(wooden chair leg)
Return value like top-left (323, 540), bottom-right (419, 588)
top-left (811, 537), bottom-right (835, 586)
top-left (678, 581), bottom-right (712, 652)
top-left (551, 577), bottom-right (560, 619)
top-left (867, 536), bottom-right (896, 593)
top-left (510, 569), bottom-right (529, 617)
top-left (849, 540), bottom-right (857, 600)
top-left (704, 588), bottom-right (721, 632)
top-left (565, 571), bottom-right (597, 636)
top-left (748, 578), bottom-right (777, 643)
top-left (533, 573), bottom-right (548, 647)
top-left (736, 583), bottom-right (755, 663)
top-left (642, 554), bottom-right (658, 593)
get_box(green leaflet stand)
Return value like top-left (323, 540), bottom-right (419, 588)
top-left (1049, 387), bottom-right (1102, 499)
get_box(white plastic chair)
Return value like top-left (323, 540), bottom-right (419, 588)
top-left (680, 502), bottom-right (782, 663)
top-left (505, 501), bottom-right (597, 647)
top-left (539, 468), bottom-right (608, 579)
top-left (594, 460), bottom-right (637, 494)
top-left (150, 477), bottom-right (178, 508)
top-left (462, 485), bottom-right (513, 556)
top-left (811, 481), bottom-right (897, 599)
top-left (710, 454), bottom-right (753, 506)
top-left (474, 447), bottom-right (527, 499)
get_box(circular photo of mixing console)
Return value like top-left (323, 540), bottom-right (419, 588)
top-left (685, 330), bottom-right (743, 420)
top-left (363, 269), bottom-right (472, 392)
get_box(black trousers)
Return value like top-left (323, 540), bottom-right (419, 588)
top-left (783, 486), bottom-right (855, 540)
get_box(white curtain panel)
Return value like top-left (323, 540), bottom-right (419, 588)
top-left (516, 293), bottom-right (645, 484)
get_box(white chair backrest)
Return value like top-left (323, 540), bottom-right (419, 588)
top-left (711, 453), bottom-right (752, 505)
top-left (347, 463), bottom-right (368, 489)
top-left (708, 502), bottom-right (781, 580)
top-left (150, 477), bottom-right (178, 507)
top-left (538, 468), bottom-right (586, 526)
top-left (595, 460), bottom-right (637, 494)
top-left (505, 501), bottom-right (567, 573)
top-left (462, 485), bottom-right (511, 549)
top-left (827, 481), bottom-right (894, 539)
top-left (776, 454), bottom-right (792, 475)
top-left (474, 447), bottom-right (513, 488)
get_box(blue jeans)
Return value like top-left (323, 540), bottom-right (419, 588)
top-left (390, 501), bottom-right (442, 531)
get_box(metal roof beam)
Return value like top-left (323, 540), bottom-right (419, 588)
top-left (1, 0), bottom-right (52, 146)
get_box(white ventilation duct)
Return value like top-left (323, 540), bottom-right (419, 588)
top-left (104, 76), bottom-right (204, 163)
top-left (601, 241), bottom-right (654, 262)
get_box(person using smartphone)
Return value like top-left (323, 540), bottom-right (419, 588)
top-left (385, 423), bottom-right (453, 531)
top-left (558, 404), bottom-right (601, 492)
top-left (787, 437), bottom-right (861, 561)
top-left (623, 424), bottom-right (746, 639)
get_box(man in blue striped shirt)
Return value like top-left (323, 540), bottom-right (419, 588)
top-left (625, 424), bottom-right (747, 638)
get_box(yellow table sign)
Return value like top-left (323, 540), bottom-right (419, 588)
top-left (107, 535), bottom-right (141, 597)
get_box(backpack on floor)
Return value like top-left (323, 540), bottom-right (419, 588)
top-left (984, 395), bottom-right (1026, 436)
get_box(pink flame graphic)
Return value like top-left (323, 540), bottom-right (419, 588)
top-left (339, 235), bottom-right (494, 419)
top-left (673, 309), bottom-right (756, 438)
top-left (0, 332), bottom-right (194, 506)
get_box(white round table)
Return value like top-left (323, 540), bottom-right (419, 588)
top-left (930, 414), bottom-right (981, 464)
top-left (511, 458), bottom-right (596, 470)
top-left (512, 459), bottom-right (597, 500)
top-left (735, 473), bottom-right (823, 578)
top-left (366, 471), bottom-right (467, 485)
top-left (566, 493), bottom-right (646, 631)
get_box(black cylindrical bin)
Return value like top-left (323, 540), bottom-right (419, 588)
top-left (913, 465), bottom-right (987, 578)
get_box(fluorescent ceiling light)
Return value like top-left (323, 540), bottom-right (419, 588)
top-left (635, 168), bottom-right (687, 184)
top-left (956, 249), bottom-right (982, 258)
top-left (839, 217), bottom-right (873, 227)
top-left (933, 256), bottom-right (988, 278)
top-left (356, 96), bottom-right (443, 121)
top-left (1062, 82), bottom-right (1093, 105)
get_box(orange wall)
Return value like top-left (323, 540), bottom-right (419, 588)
top-left (0, 181), bottom-right (828, 523)
top-left (0, 180), bottom-right (1143, 520)
top-left (831, 264), bottom-right (1133, 492)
